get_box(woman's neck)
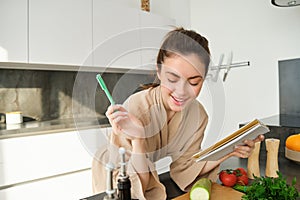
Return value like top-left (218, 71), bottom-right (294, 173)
top-left (167, 110), bottom-right (176, 123)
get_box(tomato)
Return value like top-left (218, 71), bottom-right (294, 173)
top-left (236, 174), bottom-right (249, 185)
top-left (219, 169), bottom-right (237, 187)
top-left (234, 168), bottom-right (247, 176)
top-left (234, 168), bottom-right (249, 185)
top-left (218, 170), bottom-right (227, 179)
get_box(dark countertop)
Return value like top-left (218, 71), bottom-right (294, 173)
top-left (221, 153), bottom-right (300, 190)
top-left (245, 114), bottom-right (300, 128)
top-left (81, 115), bottom-right (300, 199)
top-left (161, 153), bottom-right (300, 199)
top-left (0, 117), bottom-right (110, 139)
top-left (81, 153), bottom-right (300, 200)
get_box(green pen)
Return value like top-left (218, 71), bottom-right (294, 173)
top-left (96, 74), bottom-right (115, 105)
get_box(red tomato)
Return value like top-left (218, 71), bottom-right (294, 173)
top-left (236, 174), bottom-right (249, 185)
top-left (234, 168), bottom-right (247, 176)
top-left (219, 169), bottom-right (237, 187)
top-left (234, 168), bottom-right (249, 185)
top-left (218, 170), bottom-right (226, 179)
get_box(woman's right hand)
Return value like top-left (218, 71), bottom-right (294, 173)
top-left (106, 104), bottom-right (145, 140)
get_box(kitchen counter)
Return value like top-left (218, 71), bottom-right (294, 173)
top-left (81, 153), bottom-right (300, 200)
top-left (241, 115), bottom-right (300, 152)
top-left (162, 153), bottom-right (299, 199)
top-left (161, 153), bottom-right (300, 199)
top-left (0, 117), bottom-right (110, 139)
top-left (78, 115), bottom-right (300, 199)
top-left (258, 114), bottom-right (300, 128)
top-left (221, 153), bottom-right (300, 191)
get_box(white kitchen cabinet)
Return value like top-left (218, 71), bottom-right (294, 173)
top-left (28, 0), bottom-right (93, 66)
top-left (0, 0), bottom-right (27, 62)
top-left (0, 128), bottom-right (108, 188)
top-left (139, 11), bottom-right (175, 69)
top-left (0, 169), bottom-right (93, 200)
top-left (77, 127), bottom-right (109, 159)
top-left (0, 0), bottom-right (175, 69)
top-left (92, 0), bottom-right (141, 70)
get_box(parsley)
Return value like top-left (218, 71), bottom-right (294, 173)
top-left (242, 171), bottom-right (299, 200)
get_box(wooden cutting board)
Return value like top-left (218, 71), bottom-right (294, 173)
top-left (173, 182), bottom-right (244, 200)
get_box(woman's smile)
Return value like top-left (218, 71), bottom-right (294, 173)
top-left (170, 94), bottom-right (187, 106)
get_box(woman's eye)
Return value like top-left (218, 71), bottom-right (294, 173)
top-left (189, 80), bottom-right (202, 86)
top-left (188, 78), bottom-right (203, 86)
top-left (168, 79), bottom-right (177, 83)
top-left (190, 82), bottom-right (199, 86)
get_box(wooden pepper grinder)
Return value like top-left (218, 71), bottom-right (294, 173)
top-left (265, 138), bottom-right (280, 178)
top-left (247, 141), bottom-right (261, 179)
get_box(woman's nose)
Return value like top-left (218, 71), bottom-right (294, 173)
top-left (175, 80), bottom-right (187, 96)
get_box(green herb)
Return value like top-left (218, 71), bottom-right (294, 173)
top-left (241, 171), bottom-right (299, 200)
top-left (233, 184), bottom-right (249, 193)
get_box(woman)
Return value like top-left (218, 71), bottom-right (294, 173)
top-left (92, 27), bottom-right (264, 199)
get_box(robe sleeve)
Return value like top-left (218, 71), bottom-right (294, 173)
top-left (127, 156), bottom-right (166, 200)
top-left (92, 132), bottom-right (167, 200)
top-left (169, 115), bottom-right (219, 191)
top-left (92, 91), bottom-right (168, 199)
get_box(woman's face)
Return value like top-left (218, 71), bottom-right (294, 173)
top-left (157, 53), bottom-right (206, 112)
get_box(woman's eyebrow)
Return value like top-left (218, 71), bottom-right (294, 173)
top-left (188, 75), bottom-right (203, 80)
top-left (166, 71), bottom-right (203, 80)
top-left (166, 71), bottom-right (180, 78)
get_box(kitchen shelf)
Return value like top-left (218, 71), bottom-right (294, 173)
top-left (0, 117), bottom-right (110, 140)
top-left (0, 62), bottom-right (156, 75)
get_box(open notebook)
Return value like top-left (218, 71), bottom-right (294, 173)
top-left (193, 119), bottom-right (270, 161)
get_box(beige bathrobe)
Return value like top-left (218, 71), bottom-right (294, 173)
top-left (92, 86), bottom-right (219, 199)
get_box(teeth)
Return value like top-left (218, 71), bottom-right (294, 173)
top-left (173, 96), bottom-right (185, 102)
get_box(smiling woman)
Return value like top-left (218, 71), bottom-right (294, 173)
top-left (91, 27), bottom-right (264, 200)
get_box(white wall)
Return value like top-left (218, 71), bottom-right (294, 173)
top-left (151, 0), bottom-right (191, 28)
top-left (112, 0), bottom-right (191, 27)
top-left (191, 0), bottom-right (300, 141)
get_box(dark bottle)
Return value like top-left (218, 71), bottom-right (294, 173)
top-left (117, 147), bottom-right (131, 200)
top-left (117, 177), bottom-right (131, 200)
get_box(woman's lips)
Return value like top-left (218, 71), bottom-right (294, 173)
top-left (171, 95), bottom-right (186, 106)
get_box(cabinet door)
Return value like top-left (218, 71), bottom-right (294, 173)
top-left (77, 127), bottom-right (109, 158)
top-left (0, 169), bottom-right (92, 200)
top-left (0, 0), bottom-right (27, 62)
top-left (93, 0), bottom-right (140, 70)
top-left (29, 0), bottom-right (92, 66)
top-left (140, 12), bottom-right (175, 70)
top-left (0, 131), bottom-right (95, 187)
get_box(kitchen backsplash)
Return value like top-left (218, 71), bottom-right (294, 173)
top-left (0, 68), bottom-right (155, 121)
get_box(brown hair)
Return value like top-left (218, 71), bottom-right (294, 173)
top-left (141, 27), bottom-right (211, 90)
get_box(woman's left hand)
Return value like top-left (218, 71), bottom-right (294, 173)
top-left (230, 134), bottom-right (265, 158)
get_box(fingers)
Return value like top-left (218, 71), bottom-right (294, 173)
top-left (253, 134), bottom-right (265, 143)
top-left (234, 140), bottom-right (254, 158)
top-left (234, 145), bottom-right (252, 157)
top-left (105, 105), bottom-right (129, 129)
top-left (105, 105), bottom-right (144, 140)
top-left (234, 151), bottom-right (250, 158)
top-left (107, 110), bottom-right (128, 124)
top-left (233, 136), bottom-right (264, 159)
top-left (106, 105), bottom-right (127, 119)
top-left (106, 104), bottom-right (126, 116)
top-left (243, 139), bottom-right (255, 148)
